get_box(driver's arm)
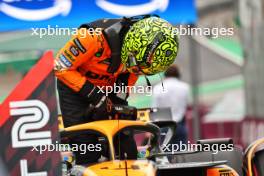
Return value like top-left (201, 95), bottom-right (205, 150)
top-left (54, 29), bottom-right (104, 105)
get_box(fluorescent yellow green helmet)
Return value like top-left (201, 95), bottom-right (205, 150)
top-left (121, 17), bottom-right (179, 75)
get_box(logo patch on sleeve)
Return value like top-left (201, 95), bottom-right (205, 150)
top-left (73, 38), bottom-right (86, 53)
top-left (69, 46), bottom-right (79, 56)
top-left (54, 60), bottom-right (67, 71)
top-left (59, 54), bottom-right (72, 67)
top-left (64, 50), bottom-right (75, 62)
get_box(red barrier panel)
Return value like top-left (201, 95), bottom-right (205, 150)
top-left (0, 51), bottom-right (61, 176)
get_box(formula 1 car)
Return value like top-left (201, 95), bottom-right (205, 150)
top-left (1, 51), bottom-right (263, 176)
top-left (58, 107), bottom-right (264, 176)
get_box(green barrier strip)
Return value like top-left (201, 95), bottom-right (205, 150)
top-left (210, 38), bottom-right (243, 62)
top-left (0, 59), bottom-right (37, 74)
top-left (128, 95), bottom-right (152, 108)
top-left (198, 76), bottom-right (244, 95)
top-left (135, 72), bottom-right (164, 86)
top-left (0, 96), bottom-right (5, 103)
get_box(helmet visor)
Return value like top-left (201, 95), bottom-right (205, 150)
top-left (126, 53), bottom-right (154, 76)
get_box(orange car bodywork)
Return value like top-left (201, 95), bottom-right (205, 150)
top-left (83, 160), bottom-right (156, 176)
top-left (62, 120), bottom-right (239, 176)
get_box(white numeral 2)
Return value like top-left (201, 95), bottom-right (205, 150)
top-left (10, 100), bottom-right (51, 148)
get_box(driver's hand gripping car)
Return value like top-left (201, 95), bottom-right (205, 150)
top-left (54, 15), bottom-right (179, 165)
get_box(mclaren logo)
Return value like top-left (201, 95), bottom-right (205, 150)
top-left (0, 0), bottom-right (72, 21)
top-left (95, 0), bottom-right (169, 16)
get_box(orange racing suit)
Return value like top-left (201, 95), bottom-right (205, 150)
top-left (54, 21), bottom-right (138, 164)
top-left (54, 29), bottom-right (138, 93)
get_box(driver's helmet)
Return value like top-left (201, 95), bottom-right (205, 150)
top-left (121, 17), bottom-right (179, 75)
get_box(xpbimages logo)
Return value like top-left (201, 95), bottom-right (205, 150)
top-left (31, 141), bottom-right (102, 155)
top-left (31, 25), bottom-right (103, 38)
top-left (96, 83), bottom-right (168, 97)
top-left (161, 141), bottom-right (234, 154)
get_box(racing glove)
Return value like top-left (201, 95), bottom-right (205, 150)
top-left (79, 80), bottom-right (114, 120)
top-left (79, 81), bottom-right (105, 107)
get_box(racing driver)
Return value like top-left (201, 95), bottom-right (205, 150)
top-left (54, 15), bottom-right (179, 165)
